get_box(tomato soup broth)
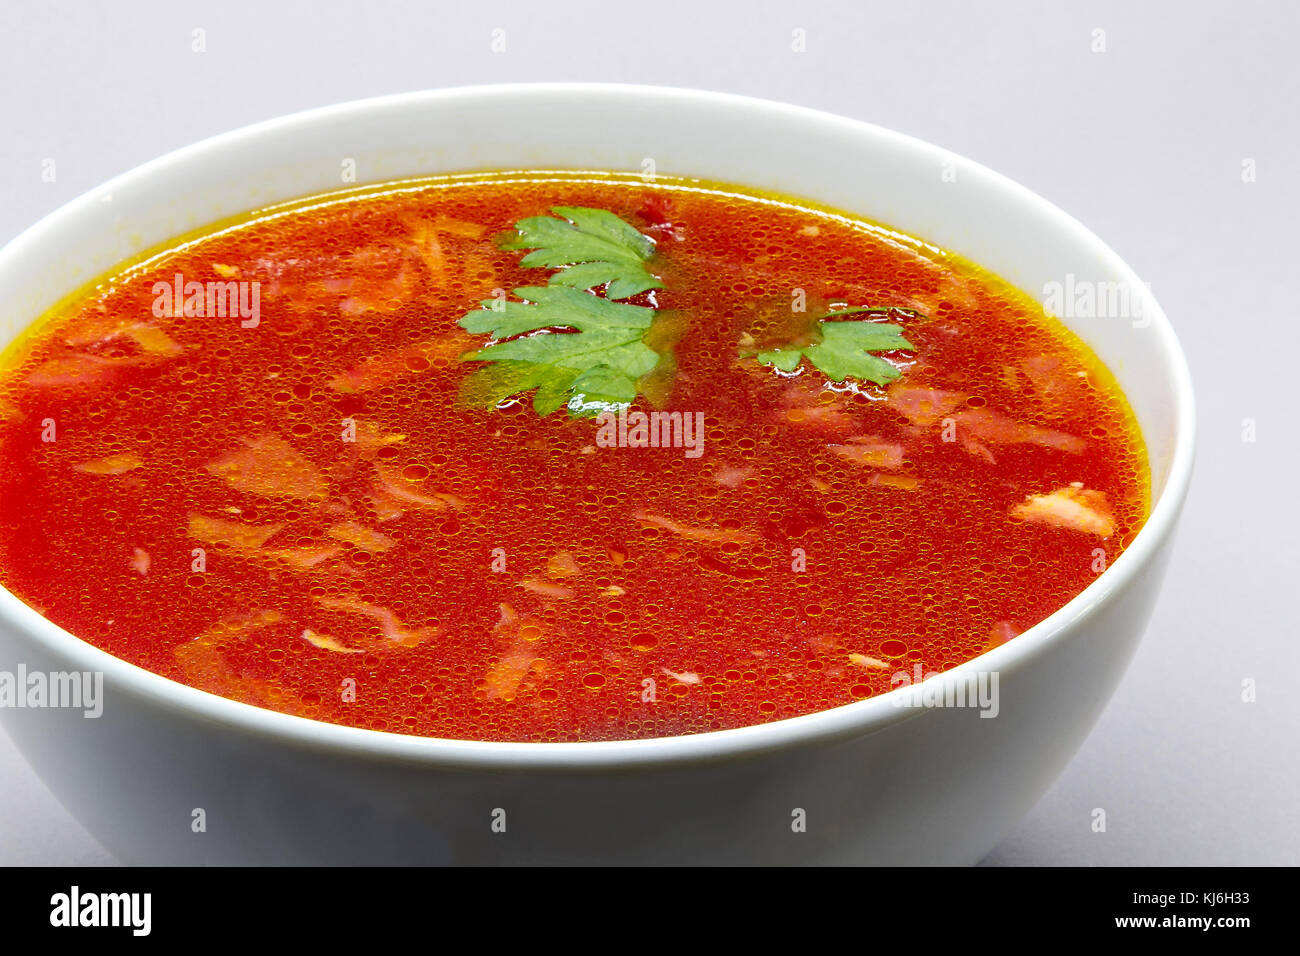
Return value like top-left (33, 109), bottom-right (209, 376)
top-left (0, 172), bottom-right (1147, 741)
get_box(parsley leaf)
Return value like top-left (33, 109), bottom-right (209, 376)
top-left (755, 307), bottom-right (917, 385)
top-left (498, 206), bottom-right (664, 300)
top-left (458, 286), bottom-right (662, 417)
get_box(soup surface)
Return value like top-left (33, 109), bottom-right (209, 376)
top-left (0, 172), bottom-right (1147, 741)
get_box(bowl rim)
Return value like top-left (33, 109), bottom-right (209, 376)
top-left (0, 82), bottom-right (1196, 769)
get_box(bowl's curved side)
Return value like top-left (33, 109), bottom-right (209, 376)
top-left (0, 84), bottom-right (1194, 863)
top-left (0, 520), bottom-right (1179, 864)
top-left (0, 489), bottom-right (1191, 863)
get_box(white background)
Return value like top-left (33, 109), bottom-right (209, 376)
top-left (0, 0), bottom-right (1295, 865)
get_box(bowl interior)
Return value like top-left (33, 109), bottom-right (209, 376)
top-left (0, 85), bottom-right (1184, 499)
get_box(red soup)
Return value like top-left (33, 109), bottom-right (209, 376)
top-left (0, 172), bottom-right (1148, 741)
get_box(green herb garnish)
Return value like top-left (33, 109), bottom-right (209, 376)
top-left (497, 206), bottom-right (664, 299)
top-left (459, 286), bottom-right (662, 417)
top-left (756, 307), bottom-right (917, 385)
top-left (460, 206), bottom-right (672, 418)
top-left (460, 206), bottom-right (921, 418)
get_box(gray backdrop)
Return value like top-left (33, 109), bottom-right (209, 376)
top-left (0, 0), bottom-right (1295, 865)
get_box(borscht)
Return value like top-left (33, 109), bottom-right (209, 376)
top-left (0, 172), bottom-right (1148, 741)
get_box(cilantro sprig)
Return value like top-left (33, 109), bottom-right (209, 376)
top-left (498, 205), bottom-right (663, 299)
top-left (458, 207), bottom-right (669, 418)
top-left (756, 307), bottom-right (918, 385)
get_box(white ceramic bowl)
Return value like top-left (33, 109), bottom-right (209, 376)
top-left (0, 84), bottom-right (1194, 865)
